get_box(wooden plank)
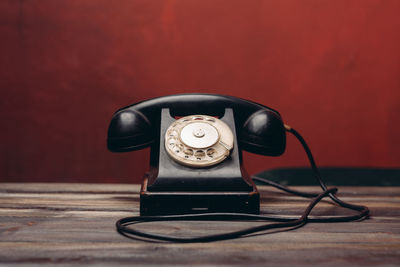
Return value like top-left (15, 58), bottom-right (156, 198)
top-left (1, 183), bottom-right (400, 195)
top-left (0, 183), bottom-right (399, 266)
top-left (0, 183), bottom-right (139, 193)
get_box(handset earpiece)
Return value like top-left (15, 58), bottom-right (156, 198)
top-left (240, 109), bottom-right (286, 156)
top-left (107, 109), bottom-right (153, 152)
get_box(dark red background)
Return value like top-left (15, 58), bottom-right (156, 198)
top-left (1, 0), bottom-right (399, 183)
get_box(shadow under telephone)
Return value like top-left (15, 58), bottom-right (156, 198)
top-left (107, 94), bottom-right (369, 242)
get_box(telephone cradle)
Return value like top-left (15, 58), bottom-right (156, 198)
top-left (140, 108), bottom-right (259, 215)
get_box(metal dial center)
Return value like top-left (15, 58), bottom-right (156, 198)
top-left (193, 128), bottom-right (205, 138)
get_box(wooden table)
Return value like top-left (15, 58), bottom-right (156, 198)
top-left (1, 183), bottom-right (399, 266)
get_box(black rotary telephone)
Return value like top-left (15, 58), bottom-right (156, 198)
top-left (107, 94), bottom-right (369, 242)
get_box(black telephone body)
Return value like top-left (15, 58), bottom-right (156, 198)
top-left (107, 94), bottom-right (286, 216)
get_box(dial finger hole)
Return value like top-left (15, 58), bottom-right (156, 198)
top-left (175, 143), bottom-right (183, 153)
top-left (194, 150), bottom-right (205, 158)
top-left (168, 138), bottom-right (177, 146)
top-left (169, 130), bottom-right (178, 137)
top-left (206, 148), bottom-right (217, 158)
top-left (184, 148), bottom-right (194, 156)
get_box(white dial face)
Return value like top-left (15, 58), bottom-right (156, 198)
top-left (180, 122), bottom-right (219, 149)
top-left (165, 115), bottom-right (234, 168)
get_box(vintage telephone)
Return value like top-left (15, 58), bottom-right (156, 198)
top-left (107, 94), bottom-right (369, 242)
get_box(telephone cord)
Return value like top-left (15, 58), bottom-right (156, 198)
top-left (116, 126), bottom-right (370, 242)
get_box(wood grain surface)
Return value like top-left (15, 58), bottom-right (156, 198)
top-left (0, 183), bottom-right (399, 266)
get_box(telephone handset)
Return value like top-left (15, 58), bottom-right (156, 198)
top-left (108, 94), bottom-right (369, 242)
top-left (107, 93), bottom-right (286, 156)
top-left (108, 94), bottom-right (286, 215)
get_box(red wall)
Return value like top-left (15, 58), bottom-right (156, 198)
top-left (1, 0), bottom-right (399, 183)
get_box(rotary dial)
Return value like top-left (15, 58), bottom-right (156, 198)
top-left (165, 115), bottom-right (234, 168)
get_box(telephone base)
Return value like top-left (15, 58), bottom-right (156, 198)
top-left (140, 178), bottom-right (260, 216)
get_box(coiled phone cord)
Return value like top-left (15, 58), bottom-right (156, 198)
top-left (116, 126), bottom-right (370, 242)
